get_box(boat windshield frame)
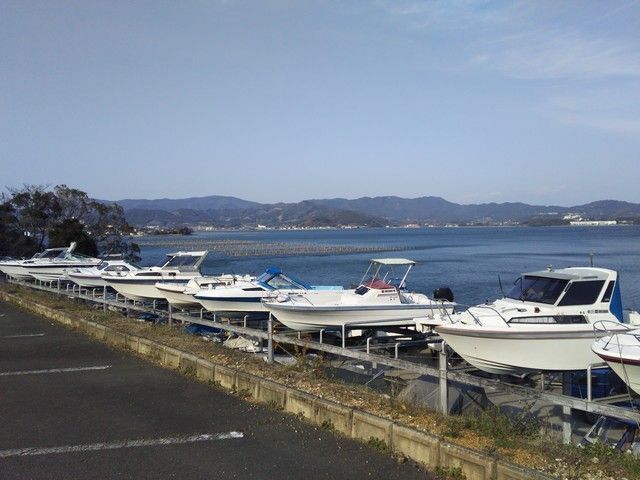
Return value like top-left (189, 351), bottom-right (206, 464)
top-left (359, 259), bottom-right (414, 290)
top-left (506, 275), bottom-right (569, 305)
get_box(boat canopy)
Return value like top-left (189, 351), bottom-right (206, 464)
top-left (370, 258), bottom-right (416, 266)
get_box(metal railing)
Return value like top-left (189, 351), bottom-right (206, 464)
top-left (4, 277), bottom-right (640, 433)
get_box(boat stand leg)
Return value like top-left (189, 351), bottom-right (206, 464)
top-left (342, 324), bottom-right (346, 349)
top-left (562, 406), bottom-right (572, 444)
top-left (439, 342), bottom-right (448, 415)
top-left (562, 372), bottom-right (572, 444)
top-left (267, 313), bottom-right (274, 364)
top-left (103, 286), bottom-right (107, 312)
top-left (168, 303), bottom-right (173, 326)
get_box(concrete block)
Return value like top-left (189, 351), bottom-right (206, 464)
top-left (138, 338), bottom-right (152, 356)
top-left (90, 323), bottom-right (106, 340)
top-left (214, 364), bottom-right (237, 390)
top-left (440, 442), bottom-right (496, 480)
top-left (315, 398), bottom-right (353, 436)
top-left (179, 352), bottom-right (198, 373)
top-left (257, 379), bottom-right (287, 408)
top-left (196, 359), bottom-right (214, 382)
top-left (105, 329), bottom-right (126, 347)
top-left (149, 343), bottom-right (164, 362)
top-left (285, 389), bottom-right (316, 420)
top-left (125, 334), bottom-right (139, 351)
top-left (235, 371), bottom-right (260, 399)
top-left (392, 424), bottom-right (440, 468)
top-left (496, 461), bottom-right (556, 480)
top-left (351, 410), bottom-right (393, 446)
top-left (163, 347), bottom-right (182, 368)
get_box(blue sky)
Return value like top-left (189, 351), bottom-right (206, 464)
top-left (1, 1), bottom-right (639, 205)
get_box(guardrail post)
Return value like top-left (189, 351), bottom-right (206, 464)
top-left (439, 342), bottom-right (448, 415)
top-left (267, 313), bottom-right (274, 364)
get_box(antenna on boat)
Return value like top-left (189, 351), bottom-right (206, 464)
top-left (588, 252), bottom-right (594, 267)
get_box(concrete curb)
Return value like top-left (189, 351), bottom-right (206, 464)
top-left (0, 290), bottom-right (557, 480)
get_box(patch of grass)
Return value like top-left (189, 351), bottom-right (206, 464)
top-left (236, 388), bottom-right (251, 399)
top-left (320, 419), bottom-right (335, 431)
top-left (266, 400), bottom-right (283, 411)
top-left (434, 466), bottom-right (466, 480)
top-left (367, 437), bottom-right (389, 452)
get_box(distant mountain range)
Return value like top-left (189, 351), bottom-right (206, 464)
top-left (109, 195), bottom-right (640, 228)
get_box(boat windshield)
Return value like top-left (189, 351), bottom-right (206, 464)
top-left (162, 255), bottom-right (201, 269)
top-left (256, 272), bottom-right (307, 290)
top-left (506, 275), bottom-right (568, 304)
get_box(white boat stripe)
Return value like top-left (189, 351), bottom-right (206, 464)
top-left (0, 333), bottom-right (46, 339)
top-left (0, 365), bottom-right (111, 377)
top-left (0, 432), bottom-right (244, 458)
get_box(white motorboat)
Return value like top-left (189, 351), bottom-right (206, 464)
top-left (193, 267), bottom-right (342, 315)
top-left (0, 243), bottom-right (101, 282)
top-left (592, 321), bottom-right (640, 395)
top-left (435, 267), bottom-right (639, 375)
top-left (66, 259), bottom-right (141, 288)
top-left (102, 250), bottom-right (208, 302)
top-left (263, 259), bottom-right (454, 331)
top-left (0, 246), bottom-right (72, 280)
top-left (156, 274), bottom-right (255, 309)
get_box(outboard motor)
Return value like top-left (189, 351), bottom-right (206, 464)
top-left (433, 287), bottom-right (454, 302)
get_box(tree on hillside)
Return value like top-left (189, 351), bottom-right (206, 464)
top-left (0, 199), bottom-right (36, 257)
top-left (9, 185), bottom-right (61, 251)
top-left (2, 185), bottom-right (139, 261)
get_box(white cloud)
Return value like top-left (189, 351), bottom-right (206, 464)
top-left (377, 1), bottom-right (640, 80)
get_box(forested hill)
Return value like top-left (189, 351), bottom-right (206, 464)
top-left (110, 195), bottom-right (640, 227)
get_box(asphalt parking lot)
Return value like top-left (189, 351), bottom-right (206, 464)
top-left (0, 301), bottom-right (433, 479)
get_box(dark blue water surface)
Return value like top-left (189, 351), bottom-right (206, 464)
top-left (136, 226), bottom-right (640, 310)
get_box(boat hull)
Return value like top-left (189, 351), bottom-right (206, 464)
top-left (265, 302), bottom-right (449, 331)
top-left (105, 278), bottom-right (190, 302)
top-left (194, 294), bottom-right (267, 314)
top-left (436, 324), bottom-right (614, 374)
top-left (155, 284), bottom-right (201, 309)
top-left (0, 264), bottom-right (33, 280)
top-left (67, 273), bottom-right (109, 288)
top-left (592, 333), bottom-right (640, 395)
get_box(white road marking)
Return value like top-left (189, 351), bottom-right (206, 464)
top-left (0, 432), bottom-right (244, 458)
top-left (0, 333), bottom-right (46, 339)
top-left (0, 365), bottom-right (111, 377)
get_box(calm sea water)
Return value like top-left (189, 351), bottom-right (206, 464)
top-left (136, 226), bottom-right (640, 310)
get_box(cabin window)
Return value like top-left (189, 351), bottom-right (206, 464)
top-left (557, 280), bottom-right (605, 306)
top-left (242, 287), bottom-right (264, 292)
top-left (506, 276), bottom-right (568, 304)
top-left (601, 281), bottom-right (615, 303)
top-left (509, 315), bottom-right (587, 324)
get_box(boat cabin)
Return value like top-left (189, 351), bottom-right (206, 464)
top-left (505, 267), bottom-right (623, 322)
